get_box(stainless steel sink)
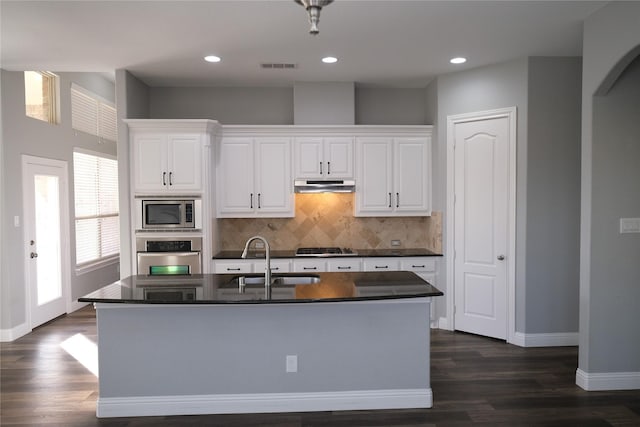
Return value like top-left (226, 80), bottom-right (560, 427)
top-left (229, 275), bottom-right (320, 286)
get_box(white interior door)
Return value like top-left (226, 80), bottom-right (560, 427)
top-left (452, 115), bottom-right (511, 340)
top-left (23, 156), bottom-right (70, 328)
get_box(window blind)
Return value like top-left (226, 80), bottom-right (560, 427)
top-left (71, 83), bottom-right (117, 142)
top-left (73, 151), bottom-right (119, 266)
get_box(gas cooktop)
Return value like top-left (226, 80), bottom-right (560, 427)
top-left (295, 247), bottom-right (358, 257)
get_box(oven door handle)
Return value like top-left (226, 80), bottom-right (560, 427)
top-left (137, 252), bottom-right (200, 258)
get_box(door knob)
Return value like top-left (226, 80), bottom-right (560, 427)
top-left (497, 255), bottom-right (505, 261)
top-left (30, 252), bottom-right (38, 259)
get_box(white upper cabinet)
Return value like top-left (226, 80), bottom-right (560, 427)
top-left (133, 133), bottom-right (202, 193)
top-left (217, 136), bottom-right (293, 218)
top-left (128, 120), bottom-right (217, 195)
top-left (294, 136), bottom-right (353, 179)
top-left (355, 135), bottom-right (431, 216)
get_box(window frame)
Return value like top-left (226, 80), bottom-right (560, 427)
top-left (24, 71), bottom-right (60, 124)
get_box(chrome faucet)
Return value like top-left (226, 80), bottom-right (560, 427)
top-left (241, 236), bottom-right (271, 299)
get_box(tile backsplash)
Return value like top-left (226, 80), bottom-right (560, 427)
top-left (219, 193), bottom-right (442, 252)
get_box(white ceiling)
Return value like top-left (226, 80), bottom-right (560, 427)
top-left (0, 0), bottom-right (606, 88)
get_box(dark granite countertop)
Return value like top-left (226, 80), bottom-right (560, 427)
top-left (78, 271), bottom-right (443, 304)
top-left (213, 248), bottom-right (442, 259)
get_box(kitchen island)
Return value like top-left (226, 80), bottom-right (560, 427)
top-left (79, 272), bottom-right (442, 418)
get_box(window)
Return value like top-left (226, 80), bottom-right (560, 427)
top-left (24, 71), bottom-right (59, 124)
top-left (73, 150), bottom-right (119, 269)
top-left (71, 84), bottom-right (117, 142)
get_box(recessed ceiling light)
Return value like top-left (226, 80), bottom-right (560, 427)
top-left (450, 57), bottom-right (467, 64)
top-left (204, 55), bottom-right (221, 63)
top-left (322, 56), bottom-right (338, 64)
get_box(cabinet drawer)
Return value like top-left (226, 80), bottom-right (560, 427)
top-left (363, 258), bottom-right (400, 271)
top-left (292, 259), bottom-right (326, 272)
top-left (327, 259), bottom-right (361, 272)
top-left (400, 258), bottom-right (436, 272)
top-left (213, 261), bottom-right (253, 274)
top-left (258, 260), bottom-right (291, 273)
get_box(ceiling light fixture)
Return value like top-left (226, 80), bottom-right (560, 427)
top-left (204, 55), bottom-right (221, 63)
top-left (294, 0), bottom-right (333, 35)
top-left (322, 56), bottom-right (338, 64)
top-left (450, 57), bottom-right (467, 64)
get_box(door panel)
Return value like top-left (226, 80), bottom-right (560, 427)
top-left (454, 117), bottom-right (509, 340)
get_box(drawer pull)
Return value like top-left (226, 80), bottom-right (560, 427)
top-left (303, 267), bottom-right (317, 270)
top-left (412, 265), bottom-right (425, 268)
top-left (227, 268), bottom-right (241, 271)
top-left (375, 265), bottom-right (388, 269)
top-left (337, 266), bottom-right (352, 270)
top-left (272, 267), bottom-right (279, 271)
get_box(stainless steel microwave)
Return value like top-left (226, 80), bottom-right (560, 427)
top-left (134, 198), bottom-right (202, 230)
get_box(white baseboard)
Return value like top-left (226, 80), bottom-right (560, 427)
top-left (438, 317), bottom-right (450, 330)
top-left (512, 331), bottom-right (578, 347)
top-left (576, 368), bottom-right (640, 391)
top-left (97, 388), bottom-right (433, 418)
top-left (69, 300), bottom-right (90, 313)
top-left (0, 322), bottom-right (30, 342)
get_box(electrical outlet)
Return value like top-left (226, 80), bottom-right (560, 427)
top-left (391, 240), bottom-right (401, 247)
top-left (620, 218), bottom-right (640, 234)
top-left (286, 355), bottom-right (298, 373)
top-left (254, 241), bottom-right (265, 249)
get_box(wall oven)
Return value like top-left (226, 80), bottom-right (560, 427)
top-left (134, 198), bottom-right (202, 231)
top-left (136, 236), bottom-right (202, 275)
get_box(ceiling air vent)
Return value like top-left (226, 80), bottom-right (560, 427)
top-left (260, 63), bottom-right (298, 69)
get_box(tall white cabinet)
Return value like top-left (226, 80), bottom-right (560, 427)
top-left (124, 119), bottom-right (221, 273)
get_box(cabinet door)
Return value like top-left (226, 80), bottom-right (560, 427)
top-left (255, 138), bottom-right (293, 216)
top-left (133, 134), bottom-right (168, 192)
top-left (355, 138), bottom-right (393, 216)
top-left (324, 137), bottom-right (353, 178)
top-left (167, 134), bottom-right (202, 192)
top-left (217, 138), bottom-right (255, 216)
top-left (394, 137), bottom-right (431, 215)
top-left (294, 137), bottom-right (323, 178)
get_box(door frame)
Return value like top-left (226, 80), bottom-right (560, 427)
top-left (445, 107), bottom-right (517, 344)
top-left (22, 155), bottom-right (72, 329)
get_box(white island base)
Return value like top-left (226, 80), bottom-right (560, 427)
top-left (94, 298), bottom-right (434, 418)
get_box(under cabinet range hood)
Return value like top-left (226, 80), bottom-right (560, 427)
top-left (294, 179), bottom-right (355, 193)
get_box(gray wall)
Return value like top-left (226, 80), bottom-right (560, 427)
top-left (0, 70), bottom-right (118, 332)
top-left (433, 57), bottom-right (582, 335)
top-left (115, 69), bottom-right (151, 278)
top-left (149, 87), bottom-right (293, 124)
top-left (434, 58), bottom-right (530, 332)
top-left (147, 86), bottom-right (429, 126)
top-left (525, 57), bottom-right (582, 333)
top-left (355, 87), bottom-right (428, 125)
top-left (590, 57), bottom-right (640, 372)
top-left (580, 1), bottom-right (640, 377)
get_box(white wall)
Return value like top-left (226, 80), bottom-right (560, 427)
top-left (579, 1), bottom-right (640, 386)
top-left (0, 70), bottom-right (118, 335)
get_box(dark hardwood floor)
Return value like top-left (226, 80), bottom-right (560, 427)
top-left (1, 306), bottom-right (639, 426)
